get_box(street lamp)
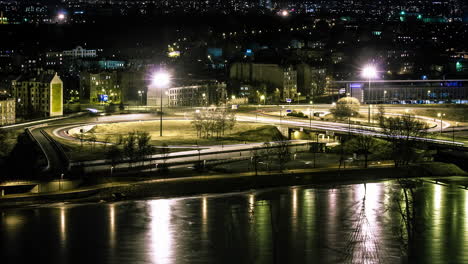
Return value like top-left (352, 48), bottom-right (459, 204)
top-left (297, 92), bottom-right (301, 104)
top-left (383, 90), bottom-right (387, 104)
top-left (362, 64), bottom-right (378, 123)
top-left (260, 95), bottom-right (265, 105)
top-left (138, 90), bottom-right (143, 106)
top-left (152, 71), bottom-right (171, 137)
top-left (437, 112), bottom-right (445, 134)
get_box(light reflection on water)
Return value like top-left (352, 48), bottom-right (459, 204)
top-left (1, 181), bottom-right (468, 263)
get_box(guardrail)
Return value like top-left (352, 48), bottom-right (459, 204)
top-left (25, 127), bottom-right (50, 172)
top-left (40, 129), bottom-right (71, 171)
top-left (71, 141), bottom-right (313, 171)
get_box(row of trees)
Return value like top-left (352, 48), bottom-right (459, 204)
top-left (342, 105), bottom-right (430, 168)
top-left (191, 108), bottom-right (236, 139)
top-left (105, 131), bottom-right (169, 169)
top-left (250, 136), bottom-right (291, 175)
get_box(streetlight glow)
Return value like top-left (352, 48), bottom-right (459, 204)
top-left (152, 71), bottom-right (171, 87)
top-left (152, 70), bottom-right (171, 137)
top-left (361, 65), bottom-right (378, 79)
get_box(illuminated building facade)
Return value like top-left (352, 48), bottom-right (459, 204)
top-left (12, 71), bottom-right (63, 117)
top-left (0, 96), bottom-right (15, 126)
top-left (336, 79), bottom-right (468, 104)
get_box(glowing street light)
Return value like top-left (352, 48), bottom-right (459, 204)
top-left (362, 64), bottom-right (378, 123)
top-left (260, 95), bottom-right (265, 105)
top-left (361, 65), bottom-right (378, 80)
top-left (280, 10), bottom-right (289, 17)
top-left (57, 13), bottom-right (66, 22)
top-left (437, 112), bottom-right (445, 134)
top-left (152, 71), bottom-right (171, 137)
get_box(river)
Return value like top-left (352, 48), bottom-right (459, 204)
top-left (1, 180), bottom-right (467, 263)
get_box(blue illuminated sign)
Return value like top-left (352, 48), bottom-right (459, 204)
top-left (99, 94), bottom-right (108, 102)
top-left (350, 83), bottom-right (363, 88)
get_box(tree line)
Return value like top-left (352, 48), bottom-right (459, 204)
top-left (191, 108), bottom-right (236, 139)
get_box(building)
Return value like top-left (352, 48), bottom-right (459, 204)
top-left (167, 83), bottom-right (227, 107)
top-left (147, 81), bottom-right (226, 107)
top-left (12, 71), bottom-right (63, 117)
top-left (0, 96), bottom-right (15, 126)
top-left (45, 46), bottom-right (98, 67)
top-left (229, 62), bottom-right (298, 102)
top-left (334, 79), bottom-right (468, 104)
top-left (80, 71), bottom-right (122, 104)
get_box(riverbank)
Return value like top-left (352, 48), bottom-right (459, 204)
top-left (1, 162), bottom-right (466, 209)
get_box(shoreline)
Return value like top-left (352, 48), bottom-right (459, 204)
top-left (1, 163), bottom-right (466, 209)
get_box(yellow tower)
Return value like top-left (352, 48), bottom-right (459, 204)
top-left (0, 12), bottom-right (8, 25)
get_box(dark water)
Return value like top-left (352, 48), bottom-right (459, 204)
top-left (1, 181), bottom-right (467, 264)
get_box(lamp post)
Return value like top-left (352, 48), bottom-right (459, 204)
top-left (437, 112), bottom-right (445, 134)
top-left (383, 90), bottom-right (387, 104)
top-left (307, 108), bottom-right (312, 129)
top-left (362, 64), bottom-right (378, 124)
top-left (297, 92), bottom-right (301, 104)
top-left (260, 95), bottom-right (265, 105)
top-left (138, 90), bottom-right (143, 106)
top-left (152, 71), bottom-right (171, 137)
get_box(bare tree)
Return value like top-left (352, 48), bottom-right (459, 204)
top-left (87, 132), bottom-right (98, 150)
top-left (158, 142), bottom-right (170, 173)
top-left (191, 108), bottom-right (237, 139)
top-left (310, 73), bottom-right (327, 100)
top-left (260, 142), bottom-right (274, 172)
top-left (250, 146), bottom-right (262, 176)
top-left (378, 107), bottom-right (429, 167)
top-left (273, 135), bottom-right (290, 172)
top-left (345, 134), bottom-right (376, 168)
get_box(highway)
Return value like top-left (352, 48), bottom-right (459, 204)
top-left (6, 106), bottom-right (464, 176)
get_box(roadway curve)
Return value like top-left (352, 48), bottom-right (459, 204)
top-left (50, 111), bottom-right (463, 160)
top-left (31, 109), bottom-right (462, 175)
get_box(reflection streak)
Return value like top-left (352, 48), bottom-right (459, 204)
top-left (149, 200), bottom-right (173, 264)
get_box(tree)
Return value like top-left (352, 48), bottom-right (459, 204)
top-left (330, 97), bottom-right (360, 119)
top-left (106, 145), bottom-right (123, 169)
top-left (378, 107), bottom-right (429, 167)
top-left (0, 130), bottom-right (11, 158)
top-left (344, 134), bottom-right (390, 168)
top-left (261, 142), bottom-right (274, 171)
top-left (158, 142), bottom-right (170, 173)
top-left (191, 108), bottom-right (237, 139)
top-left (310, 73), bottom-right (327, 99)
top-left (273, 135), bottom-right (290, 172)
top-left (123, 131), bottom-right (137, 166)
top-left (250, 147), bottom-right (262, 176)
top-left (87, 132), bottom-right (97, 150)
top-left (136, 131), bottom-right (154, 164)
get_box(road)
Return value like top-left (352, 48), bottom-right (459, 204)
top-left (11, 106), bottom-right (464, 176)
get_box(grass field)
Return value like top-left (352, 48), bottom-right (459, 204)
top-left (54, 120), bottom-right (283, 161)
top-left (83, 120), bottom-right (279, 146)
